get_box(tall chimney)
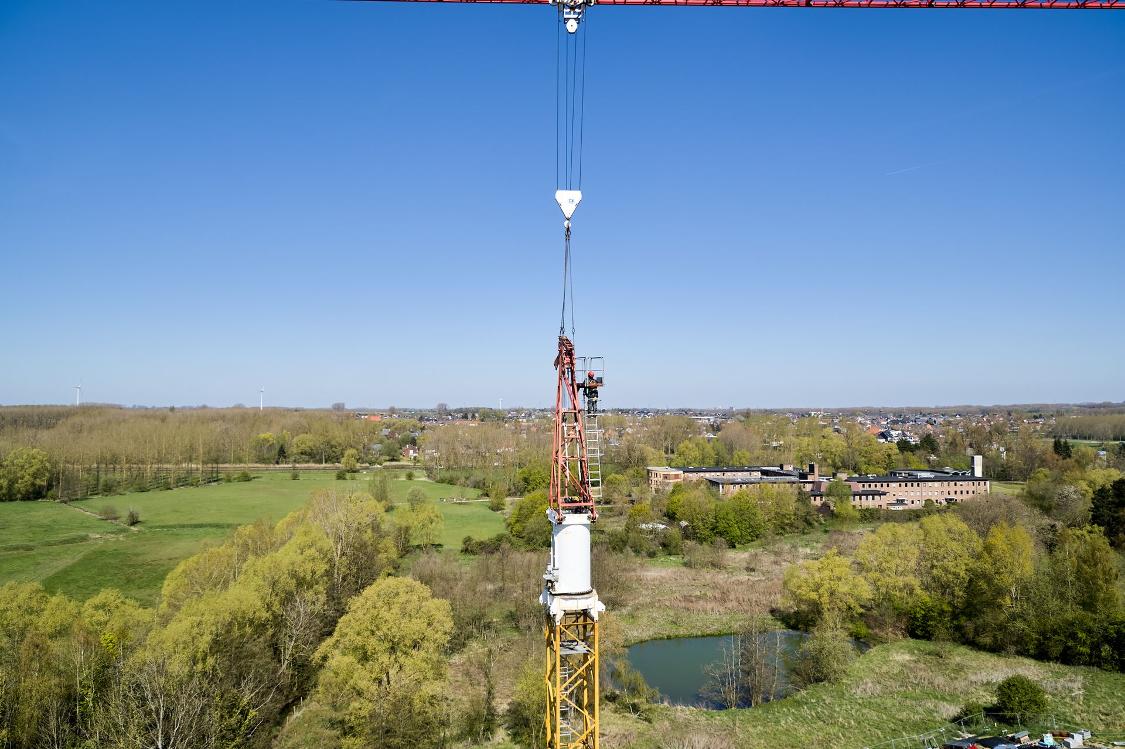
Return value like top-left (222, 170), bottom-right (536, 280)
top-left (808, 462), bottom-right (819, 481)
top-left (972, 455), bottom-right (983, 478)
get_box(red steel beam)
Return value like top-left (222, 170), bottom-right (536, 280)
top-left (350, 0), bottom-right (1122, 7)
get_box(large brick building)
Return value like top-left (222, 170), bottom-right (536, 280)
top-left (818, 467), bottom-right (990, 510)
top-left (648, 460), bottom-right (990, 510)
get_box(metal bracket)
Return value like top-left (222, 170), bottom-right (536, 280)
top-left (551, 0), bottom-right (592, 33)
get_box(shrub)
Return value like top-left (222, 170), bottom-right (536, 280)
top-left (335, 470), bottom-right (347, 480)
top-left (504, 663), bottom-right (546, 748)
top-left (236, 470), bottom-right (252, 482)
top-left (790, 628), bottom-right (857, 688)
top-left (660, 525), bottom-right (683, 555)
top-left (405, 471), bottom-right (416, 481)
top-left (98, 505), bottom-right (120, 521)
top-left (605, 658), bottom-right (658, 719)
top-left (461, 533), bottom-right (512, 555)
top-left (407, 488), bottom-right (427, 509)
top-left (994, 675), bottom-right (1047, 723)
top-left (683, 539), bottom-right (727, 569)
top-left (125, 508), bottom-right (141, 526)
top-left (953, 702), bottom-right (989, 727)
top-left (488, 494), bottom-right (505, 512)
top-left (290, 470), bottom-right (300, 480)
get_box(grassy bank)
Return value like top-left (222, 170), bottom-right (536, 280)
top-left (601, 639), bottom-right (1125, 749)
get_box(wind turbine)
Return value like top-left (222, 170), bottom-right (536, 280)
top-left (74, 385), bottom-right (81, 407)
top-left (259, 387), bottom-right (264, 412)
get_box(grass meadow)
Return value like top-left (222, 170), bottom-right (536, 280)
top-left (599, 639), bottom-right (1125, 749)
top-left (0, 471), bottom-right (503, 605)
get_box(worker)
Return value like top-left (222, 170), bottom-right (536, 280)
top-left (581, 370), bottom-right (602, 413)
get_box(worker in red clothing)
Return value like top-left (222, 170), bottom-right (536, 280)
top-left (581, 370), bottom-right (602, 413)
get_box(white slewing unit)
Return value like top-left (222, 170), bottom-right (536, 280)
top-left (540, 510), bottom-right (605, 623)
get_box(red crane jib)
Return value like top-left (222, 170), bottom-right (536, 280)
top-left (350, 0), bottom-right (1121, 8)
top-left (549, 335), bottom-right (597, 519)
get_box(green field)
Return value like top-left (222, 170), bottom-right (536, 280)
top-left (0, 472), bottom-right (503, 606)
top-left (990, 481), bottom-right (1025, 497)
top-left (601, 639), bottom-right (1125, 749)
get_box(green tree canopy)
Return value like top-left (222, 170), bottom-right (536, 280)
top-left (313, 577), bottom-right (453, 749)
top-left (0, 447), bottom-right (51, 501)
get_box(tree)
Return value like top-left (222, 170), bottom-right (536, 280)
top-left (1053, 437), bottom-right (1073, 459)
top-left (1092, 478), bottom-right (1125, 548)
top-left (1048, 526), bottom-right (1121, 614)
top-left (411, 504), bottom-right (443, 549)
top-left (313, 577), bottom-right (453, 749)
top-left (978, 522), bottom-right (1035, 608)
top-left (515, 464), bottom-right (549, 494)
top-left (505, 661), bottom-right (546, 749)
top-left (406, 487), bottom-right (427, 510)
top-left (994, 675), bottom-right (1047, 723)
top-left (341, 448), bottom-right (359, 473)
top-left (670, 486), bottom-right (717, 542)
top-left (291, 433), bottom-right (330, 464)
top-left (507, 490), bottom-right (551, 548)
top-left (790, 628), bottom-right (857, 688)
top-left (783, 549), bottom-right (871, 629)
top-left (713, 491), bottom-right (764, 546)
top-left (856, 523), bottom-right (923, 615)
top-left (919, 433), bottom-right (940, 455)
top-left (824, 480), bottom-right (857, 521)
top-left (918, 514), bottom-right (981, 610)
top-left (0, 447), bottom-right (51, 501)
top-left (371, 472), bottom-right (390, 506)
top-left (671, 437), bottom-right (716, 468)
top-left (252, 433), bottom-right (280, 464)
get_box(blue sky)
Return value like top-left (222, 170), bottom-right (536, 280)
top-left (1, 2), bottom-right (1122, 409)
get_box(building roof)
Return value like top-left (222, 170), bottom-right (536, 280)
top-left (678, 465), bottom-right (780, 474)
top-left (852, 474), bottom-right (985, 484)
top-left (706, 476), bottom-right (809, 486)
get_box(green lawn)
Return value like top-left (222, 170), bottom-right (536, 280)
top-left (0, 472), bottom-right (502, 606)
top-left (991, 481), bottom-right (1025, 497)
top-left (0, 501), bottom-right (125, 551)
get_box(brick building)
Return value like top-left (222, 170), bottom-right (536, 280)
top-left (649, 460), bottom-right (990, 510)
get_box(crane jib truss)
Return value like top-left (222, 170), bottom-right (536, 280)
top-left (352, 0), bottom-right (1123, 8)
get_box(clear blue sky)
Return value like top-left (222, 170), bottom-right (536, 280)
top-left (1, 2), bottom-right (1122, 409)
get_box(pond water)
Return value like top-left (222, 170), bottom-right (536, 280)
top-left (624, 631), bottom-right (807, 709)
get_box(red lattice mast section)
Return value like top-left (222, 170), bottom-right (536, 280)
top-left (549, 335), bottom-right (596, 519)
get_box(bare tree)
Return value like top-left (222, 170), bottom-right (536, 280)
top-left (702, 634), bottom-right (743, 709)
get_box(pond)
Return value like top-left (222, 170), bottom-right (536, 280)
top-left (623, 630), bottom-right (807, 709)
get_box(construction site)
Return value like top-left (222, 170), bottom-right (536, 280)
top-left (2, 2), bottom-right (1124, 749)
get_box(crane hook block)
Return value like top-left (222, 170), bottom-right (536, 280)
top-left (555, 190), bottom-right (582, 221)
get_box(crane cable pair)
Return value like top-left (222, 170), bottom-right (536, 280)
top-left (556, 6), bottom-right (588, 339)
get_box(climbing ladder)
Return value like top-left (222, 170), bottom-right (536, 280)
top-left (584, 412), bottom-right (602, 504)
top-left (577, 356), bottom-right (604, 505)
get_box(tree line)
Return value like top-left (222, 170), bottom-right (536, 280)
top-left (780, 509), bottom-right (1124, 672)
top-left (0, 406), bottom-right (422, 501)
top-left (1053, 413), bottom-right (1125, 441)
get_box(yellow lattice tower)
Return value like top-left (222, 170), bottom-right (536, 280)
top-left (545, 610), bottom-right (600, 749)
